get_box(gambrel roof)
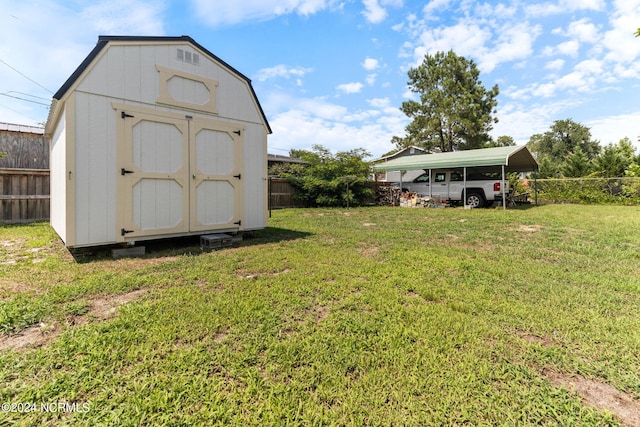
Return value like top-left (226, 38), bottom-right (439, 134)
top-left (49, 35), bottom-right (271, 134)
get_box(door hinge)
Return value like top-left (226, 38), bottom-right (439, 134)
top-left (121, 111), bottom-right (134, 119)
top-left (233, 130), bottom-right (241, 136)
top-left (234, 220), bottom-right (242, 226)
top-left (233, 174), bottom-right (241, 180)
top-left (121, 168), bottom-right (134, 175)
top-left (121, 228), bottom-right (134, 236)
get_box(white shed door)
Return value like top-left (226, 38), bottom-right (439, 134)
top-left (117, 108), bottom-right (243, 241)
top-left (190, 118), bottom-right (243, 232)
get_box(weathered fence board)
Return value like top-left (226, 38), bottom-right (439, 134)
top-left (0, 125), bottom-right (48, 169)
top-left (269, 177), bottom-right (304, 209)
top-left (0, 168), bottom-right (50, 223)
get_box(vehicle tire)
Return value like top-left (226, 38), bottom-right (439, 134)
top-left (465, 192), bottom-right (485, 208)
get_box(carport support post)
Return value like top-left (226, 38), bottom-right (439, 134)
top-left (502, 165), bottom-right (506, 210)
top-left (463, 167), bottom-right (467, 208)
top-left (428, 169), bottom-right (432, 199)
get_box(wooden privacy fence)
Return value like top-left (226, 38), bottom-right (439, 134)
top-left (269, 177), bottom-right (305, 209)
top-left (0, 168), bottom-right (50, 223)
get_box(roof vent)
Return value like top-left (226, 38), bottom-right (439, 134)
top-left (176, 48), bottom-right (199, 65)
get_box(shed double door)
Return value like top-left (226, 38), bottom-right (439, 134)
top-left (116, 107), bottom-right (243, 241)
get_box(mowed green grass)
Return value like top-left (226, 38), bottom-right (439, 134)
top-left (1, 205), bottom-right (639, 426)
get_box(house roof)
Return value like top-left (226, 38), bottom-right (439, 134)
top-left (267, 154), bottom-right (307, 164)
top-left (50, 35), bottom-right (271, 134)
top-left (371, 146), bottom-right (428, 162)
top-left (371, 145), bottom-right (538, 173)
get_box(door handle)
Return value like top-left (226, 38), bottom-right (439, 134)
top-left (192, 173), bottom-right (196, 179)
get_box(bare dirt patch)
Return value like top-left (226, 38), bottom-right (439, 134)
top-left (0, 289), bottom-right (147, 352)
top-left (357, 245), bottom-right (380, 259)
top-left (313, 305), bottom-right (330, 323)
top-left (515, 330), bottom-right (640, 426)
top-left (516, 330), bottom-right (555, 347)
top-left (518, 224), bottom-right (543, 232)
top-left (0, 279), bottom-right (41, 300)
top-left (543, 370), bottom-right (640, 427)
top-left (84, 289), bottom-right (147, 322)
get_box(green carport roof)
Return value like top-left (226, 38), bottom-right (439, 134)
top-left (371, 145), bottom-right (538, 173)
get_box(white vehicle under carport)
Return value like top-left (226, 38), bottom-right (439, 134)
top-left (396, 169), bottom-right (509, 208)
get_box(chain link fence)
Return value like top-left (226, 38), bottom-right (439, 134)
top-left (528, 177), bottom-right (640, 205)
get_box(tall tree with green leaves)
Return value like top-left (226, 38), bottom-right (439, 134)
top-left (393, 50), bottom-right (499, 152)
top-left (592, 137), bottom-right (636, 177)
top-left (488, 135), bottom-right (516, 147)
top-left (562, 146), bottom-right (593, 177)
top-left (528, 119), bottom-right (601, 163)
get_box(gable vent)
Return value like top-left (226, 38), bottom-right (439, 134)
top-left (177, 48), bottom-right (199, 65)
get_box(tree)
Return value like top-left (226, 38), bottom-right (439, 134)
top-left (394, 50), bottom-right (499, 152)
top-left (562, 146), bottom-right (593, 177)
top-left (528, 119), bottom-right (600, 163)
top-left (285, 145), bottom-right (373, 207)
top-left (592, 138), bottom-right (635, 177)
top-left (487, 135), bottom-right (516, 147)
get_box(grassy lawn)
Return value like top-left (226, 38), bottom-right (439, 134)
top-left (1, 205), bottom-right (639, 425)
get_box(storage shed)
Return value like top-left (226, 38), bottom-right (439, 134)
top-left (46, 36), bottom-right (271, 248)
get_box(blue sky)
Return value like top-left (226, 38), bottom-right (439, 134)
top-left (1, 0), bottom-right (639, 158)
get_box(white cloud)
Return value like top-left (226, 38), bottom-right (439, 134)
top-left (545, 59), bottom-right (565, 70)
top-left (406, 17), bottom-right (540, 73)
top-left (526, 0), bottom-right (605, 17)
top-left (254, 65), bottom-right (313, 82)
top-left (81, 0), bottom-right (165, 34)
top-left (587, 112), bottom-right (640, 144)
top-left (492, 99), bottom-right (586, 143)
top-left (566, 18), bottom-right (600, 44)
top-left (336, 82), bottom-right (364, 94)
top-left (413, 22), bottom-right (491, 65)
top-left (478, 22), bottom-right (541, 73)
top-left (362, 57), bottom-right (379, 70)
top-left (601, 0), bottom-right (640, 65)
top-left (544, 40), bottom-right (580, 57)
top-left (0, 1), bottom-right (166, 126)
top-left (191, 0), bottom-right (340, 26)
top-left (365, 74), bottom-right (377, 85)
top-left (368, 97), bottom-right (390, 108)
top-left (423, 0), bottom-right (451, 16)
top-left (267, 94), bottom-right (407, 157)
top-left (362, 0), bottom-right (387, 23)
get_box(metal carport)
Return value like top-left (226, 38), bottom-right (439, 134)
top-left (371, 145), bottom-right (539, 209)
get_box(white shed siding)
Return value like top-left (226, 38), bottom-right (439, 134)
top-left (49, 110), bottom-right (67, 243)
top-left (75, 43), bottom-right (263, 127)
top-left (48, 36), bottom-right (269, 248)
top-left (73, 91), bottom-right (118, 246)
top-left (242, 124), bottom-right (268, 230)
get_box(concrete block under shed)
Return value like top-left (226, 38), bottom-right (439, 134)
top-left (200, 234), bottom-right (233, 251)
top-left (112, 246), bottom-right (146, 259)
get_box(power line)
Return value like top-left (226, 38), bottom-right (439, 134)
top-left (0, 58), bottom-right (53, 94)
top-left (0, 92), bottom-right (50, 106)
